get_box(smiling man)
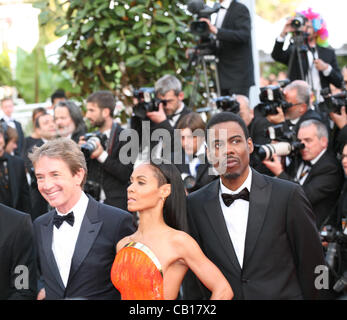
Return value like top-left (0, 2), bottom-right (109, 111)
top-left (184, 112), bottom-right (326, 300)
top-left (29, 138), bottom-right (135, 300)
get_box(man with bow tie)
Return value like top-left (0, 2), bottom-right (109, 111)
top-left (29, 138), bottom-right (135, 300)
top-left (184, 112), bottom-right (326, 300)
top-left (263, 119), bottom-right (343, 229)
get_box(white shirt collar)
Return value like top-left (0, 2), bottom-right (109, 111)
top-left (310, 148), bottom-right (327, 166)
top-left (219, 166), bottom-right (252, 194)
top-left (220, 0), bottom-right (232, 9)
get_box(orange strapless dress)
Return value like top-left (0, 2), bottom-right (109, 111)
top-left (111, 241), bottom-right (164, 300)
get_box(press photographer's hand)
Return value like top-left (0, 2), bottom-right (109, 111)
top-left (146, 103), bottom-right (167, 124)
top-left (199, 17), bottom-right (217, 35)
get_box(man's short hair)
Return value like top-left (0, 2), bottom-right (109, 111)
top-left (205, 112), bottom-right (250, 145)
top-left (51, 89), bottom-right (66, 104)
top-left (86, 91), bottom-right (115, 116)
top-left (155, 75), bottom-right (182, 96)
top-left (176, 112), bottom-right (206, 133)
top-left (285, 80), bottom-right (311, 106)
top-left (28, 137), bottom-right (88, 188)
top-left (299, 119), bottom-right (329, 140)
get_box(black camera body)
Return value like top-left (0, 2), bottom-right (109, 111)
top-left (253, 123), bottom-right (305, 161)
top-left (81, 131), bottom-right (108, 160)
top-left (318, 88), bottom-right (347, 114)
top-left (290, 14), bottom-right (308, 30)
top-left (256, 83), bottom-right (292, 117)
top-left (214, 95), bottom-right (240, 114)
top-left (133, 87), bottom-right (166, 120)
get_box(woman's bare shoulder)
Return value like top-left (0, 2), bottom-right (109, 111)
top-left (116, 234), bottom-right (135, 252)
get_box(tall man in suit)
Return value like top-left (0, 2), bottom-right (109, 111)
top-left (271, 9), bottom-right (343, 101)
top-left (0, 203), bottom-right (37, 299)
top-left (200, 0), bottom-right (254, 97)
top-left (263, 119), bottom-right (343, 229)
top-left (184, 112), bottom-right (326, 299)
top-left (30, 138), bottom-right (135, 300)
top-left (81, 90), bottom-right (133, 211)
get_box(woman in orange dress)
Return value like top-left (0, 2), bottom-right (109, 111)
top-left (111, 160), bottom-right (233, 300)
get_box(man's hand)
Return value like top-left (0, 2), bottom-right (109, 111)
top-left (37, 288), bottom-right (46, 300)
top-left (330, 106), bottom-right (347, 129)
top-left (262, 154), bottom-right (284, 176)
top-left (146, 103), bottom-right (167, 124)
top-left (78, 135), bottom-right (105, 159)
top-left (314, 59), bottom-right (330, 72)
top-left (199, 18), bottom-right (217, 35)
top-left (266, 107), bottom-right (285, 124)
top-left (280, 17), bottom-right (296, 38)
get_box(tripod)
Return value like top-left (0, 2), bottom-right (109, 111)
top-left (287, 32), bottom-right (308, 81)
top-left (188, 47), bottom-right (221, 112)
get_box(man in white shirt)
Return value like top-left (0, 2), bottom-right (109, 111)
top-left (30, 138), bottom-right (135, 299)
top-left (184, 112), bottom-right (326, 299)
top-left (263, 119), bottom-right (343, 228)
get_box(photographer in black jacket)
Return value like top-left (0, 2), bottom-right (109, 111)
top-left (80, 91), bottom-right (133, 211)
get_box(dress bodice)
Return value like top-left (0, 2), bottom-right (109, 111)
top-left (111, 241), bottom-right (164, 300)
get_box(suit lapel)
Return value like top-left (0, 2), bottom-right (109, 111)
top-left (203, 180), bottom-right (242, 272)
top-left (67, 197), bottom-right (103, 284)
top-left (5, 154), bottom-right (18, 207)
top-left (40, 211), bottom-right (66, 291)
top-left (243, 170), bottom-right (271, 267)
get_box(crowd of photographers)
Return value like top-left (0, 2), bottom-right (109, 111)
top-left (1, 1), bottom-right (347, 299)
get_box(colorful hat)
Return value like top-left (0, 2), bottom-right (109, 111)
top-left (298, 8), bottom-right (329, 47)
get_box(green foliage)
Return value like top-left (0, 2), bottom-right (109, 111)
top-left (0, 50), bottom-right (14, 86)
top-left (34, 0), bottom-right (194, 100)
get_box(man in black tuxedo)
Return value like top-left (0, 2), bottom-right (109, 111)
top-left (81, 90), bottom-right (133, 211)
top-left (0, 97), bottom-right (25, 156)
top-left (184, 112), bottom-right (326, 299)
top-left (200, 0), bottom-right (254, 96)
top-left (30, 138), bottom-right (135, 300)
top-left (271, 11), bottom-right (343, 101)
top-left (263, 119), bottom-right (343, 229)
top-left (0, 203), bottom-right (37, 299)
top-left (0, 130), bottom-right (31, 214)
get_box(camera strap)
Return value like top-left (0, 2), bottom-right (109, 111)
top-left (107, 122), bottom-right (119, 155)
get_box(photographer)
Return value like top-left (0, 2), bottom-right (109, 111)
top-left (173, 112), bottom-right (217, 193)
top-left (81, 91), bottom-right (133, 211)
top-left (130, 75), bottom-right (191, 158)
top-left (271, 8), bottom-right (343, 101)
top-left (198, 0), bottom-right (254, 97)
top-left (263, 119), bottom-right (343, 228)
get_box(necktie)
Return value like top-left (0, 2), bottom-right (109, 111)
top-left (53, 211), bottom-right (75, 229)
top-left (222, 188), bottom-right (250, 207)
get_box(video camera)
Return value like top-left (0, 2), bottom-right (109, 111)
top-left (214, 95), bottom-right (240, 114)
top-left (81, 131), bottom-right (108, 160)
top-left (255, 80), bottom-right (293, 117)
top-left (187, 0), bottom-right (220, 55)
top-left (133, 87), bottom-right (167, 120)
top-left (318, 88), bottom-right (347, 115)
top-left (290, 13), bottom-right (308, 30)
top-left (253, 122), bottom-right (305, 162)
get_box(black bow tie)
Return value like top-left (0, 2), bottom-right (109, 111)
top-left (53, 211), bottom-right (74, 229)
top-left (221, 188), bottom-right (250, 207)
top-left (303, 160), bottom-right (312, 167)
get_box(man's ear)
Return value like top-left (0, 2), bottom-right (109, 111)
top-left (178, 91), bottom-right (184, 101)
top-left (247, 137), bottom-right (254, 154)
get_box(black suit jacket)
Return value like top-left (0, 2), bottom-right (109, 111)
top-left (87, 124), bottom-right (133, 211)
top-left (0, 204), bottom-right (37, 299)
top-left (33, 196), bottom-right (135, 300)
top-left (4, 153), bottom-right (32, 214)
top-left (216, 0), bottom-right (255, 92)
top-left (184, 169), bottom-right (325, 300)
top-left (271, 40), bottom-right (343, 89)
top-left (279, 151), bottom-right (344, 228)
top-left (14, 120), bottom-right (25, 157)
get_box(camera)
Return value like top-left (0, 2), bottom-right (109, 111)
top-left (320, 225), bottom-right (347, 293)
top-left (256, 83), bottom-right (293, 117)
top-left (80, 131), bottom-right (108, 159)
top-left (290, 14), bottom-right (308, 30)
top-left (133, 87), bottom-right (166, 120)
top-left (84, 180), bottom-right (102, 201)
top-left (253, 123), bottom-right (304, 161)
top-left (214, 95), bottom-right (240, 114)
top-left (318, 88), bottom-right (347, 114)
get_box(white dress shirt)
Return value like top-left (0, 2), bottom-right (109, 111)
top-left (213, 0), bottom-right (232, 28)
top-left (219, 167), bottom-right (252, 268)
top-left (52, 192), bottom-right (89, 287)
top-left (188, 142), bottom-right (205, 178)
